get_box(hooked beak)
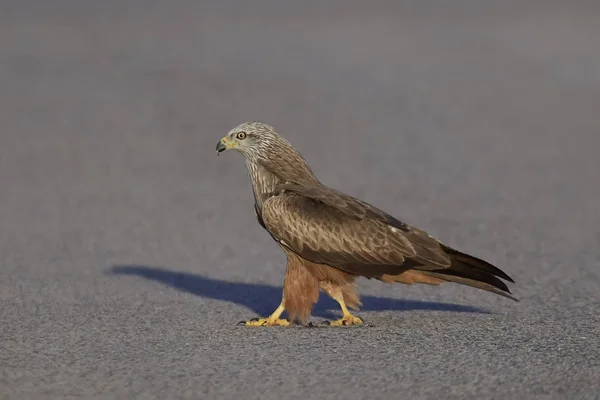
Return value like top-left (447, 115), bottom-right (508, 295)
top-left (216, 138), bottom-right (227, 154)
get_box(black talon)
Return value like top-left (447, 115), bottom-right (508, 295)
top-left (321, 320), bottom-right (331, 326)
top-left (342, 320), bottom-right (348, 326)
top-left (308, 322), bottom-right (314, 328)
top-left (237, 321), bottom-right (246, 326)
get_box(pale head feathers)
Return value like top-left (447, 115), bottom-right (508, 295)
top-left (218, 121), bottom-right (320, 206)
top-left (224, 121), bottom-right (292, 161)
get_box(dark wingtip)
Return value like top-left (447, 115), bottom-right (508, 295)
top-left (491, 267), bottom-right (516, 283)
top-left (442, 245), bottom-right (516, 284)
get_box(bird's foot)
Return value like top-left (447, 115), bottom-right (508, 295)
top-left (238, 317), bottom-right (290, 327)
top-left (322, 314), bottom-right (363, 327)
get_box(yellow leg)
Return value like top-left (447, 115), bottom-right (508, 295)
top-left (324, 288), bottom-right (363, 327)
top-left (239, 301), bottom-right (290, 327)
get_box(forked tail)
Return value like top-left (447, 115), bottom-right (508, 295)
top-left (417, 245), bottom-right (518, 301)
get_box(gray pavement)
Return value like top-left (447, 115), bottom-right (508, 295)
top-left (1, 1), bottom-right (599, 398)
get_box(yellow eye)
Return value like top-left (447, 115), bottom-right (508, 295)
top-left (236, 131), bottom-right (247, 140)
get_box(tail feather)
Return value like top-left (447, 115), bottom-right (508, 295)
top-left (441, 245), bottom-right (515, 283)
top-left (420, 270), bottom-right (519, 302)
top-left (416, 246), bottom-right (518, 301)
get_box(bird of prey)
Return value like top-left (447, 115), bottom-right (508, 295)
top-left (216, 122), bottom-right (517, 327)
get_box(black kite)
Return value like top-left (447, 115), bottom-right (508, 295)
top-left (216, 122), bottom-right (517, 327)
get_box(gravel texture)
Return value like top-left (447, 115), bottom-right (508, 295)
top-left (1, 1), bottom-right (599, 398)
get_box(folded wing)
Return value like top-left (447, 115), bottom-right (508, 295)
top-left (260, 182), bottom-right (517, 301)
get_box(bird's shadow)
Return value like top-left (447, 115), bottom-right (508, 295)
top-left (107, 265), bottom-right (490, 319)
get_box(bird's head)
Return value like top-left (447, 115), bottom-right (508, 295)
top-left (216, 121), bottom-right (319, 185)
top-left (216, 121), bottom-right (283, 159)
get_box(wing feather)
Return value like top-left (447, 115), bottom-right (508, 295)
top-left (261, 186), bottom-right (451, 277)
top-left (269, 183), bottom-right (452, 268)
top-left (254, 157), bottom-right (516, 299)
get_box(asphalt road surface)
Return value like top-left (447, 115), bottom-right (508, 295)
top-left (2, 1), bottom-right (599, 399)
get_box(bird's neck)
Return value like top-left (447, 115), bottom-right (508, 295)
top-left (245, 153), bottom-right (319, 210)
top-left (246, 161), bottom-right (283, 209)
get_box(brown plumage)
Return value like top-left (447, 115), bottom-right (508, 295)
top-left (216, 122), bottom-right (517, 327)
